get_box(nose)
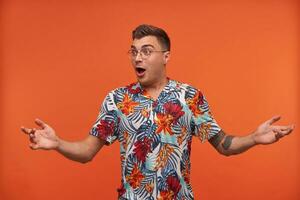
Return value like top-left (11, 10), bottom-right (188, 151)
top-left (134, 51), bottom-right (143, 62)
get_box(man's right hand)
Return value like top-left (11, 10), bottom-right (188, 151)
top-left (21, 119), bottom-right (60, 150)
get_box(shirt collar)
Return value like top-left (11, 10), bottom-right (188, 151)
top-left (127, 78), bottom-right (177, 97)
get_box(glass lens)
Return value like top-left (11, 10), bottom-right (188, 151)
top-left (141, 48), bottom-right (152, 57)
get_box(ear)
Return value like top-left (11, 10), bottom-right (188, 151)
top-left (163, 51), bottom-right (170, 65)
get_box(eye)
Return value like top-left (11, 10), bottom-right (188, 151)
top-left (129, 49), bottom-right (138, 56)
top-left (141, 48), bottom-right (152, 56)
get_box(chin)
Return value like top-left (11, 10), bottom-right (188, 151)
top-left (137, 77), bottom-right (150, 86)
top-left (137, 79), bottom-right (146, 85)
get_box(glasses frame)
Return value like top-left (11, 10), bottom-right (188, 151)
top-left (127, 47), bottom-right (168, 60)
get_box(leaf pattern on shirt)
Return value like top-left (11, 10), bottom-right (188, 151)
top-left (89, 79), bottom-right (222, 200)
top-left (155, 144), bottom-right (174, 170)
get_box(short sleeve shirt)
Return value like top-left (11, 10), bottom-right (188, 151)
top-left (90, 79), bottom-right (221, 200)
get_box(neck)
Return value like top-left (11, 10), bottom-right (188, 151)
top-left (141, 77), bottom-right (169, 93)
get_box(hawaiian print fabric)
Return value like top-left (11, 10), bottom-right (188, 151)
top-left (90, 79), bottom-right (221, 200)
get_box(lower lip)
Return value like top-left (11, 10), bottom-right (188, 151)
top-left (136, 70), bottom-right (146, 77)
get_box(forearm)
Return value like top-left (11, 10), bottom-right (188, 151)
top-left (223, 134), bottom-right (257, 156)
top-left (55, 136), bottom-right (101, 163)
top-left (210, 130), bottom-right (257, 156)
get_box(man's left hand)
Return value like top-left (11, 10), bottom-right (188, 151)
top-left (252, 116), bottom-right (294, 145)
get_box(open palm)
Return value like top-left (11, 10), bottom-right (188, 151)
top-left (21, 119), bottom-right (59, 150)
top-left (253, 116), bottom-right (294, 145)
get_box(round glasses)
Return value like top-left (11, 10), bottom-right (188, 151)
top-left (128, 47), bottom-right (168, 60)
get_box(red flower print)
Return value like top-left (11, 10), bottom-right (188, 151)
top-left (155, 113), bottom-right (174, 135)
top-left (186, 91), bottom-right (204, 117)
top-left (117, 94), bottom-right (139, 115)
top-left (158, 174), bottom-right (181, 200)
top-left (117, 183), bottom-right (126, 197)
top-left (133, 137), bottom-right (152, 163)
top-left (96, 119), bottom-right (114, 140)
top-left (158, 190), bottom-right (175, 200)
top-left (163, 102), bottom-right (184, 122)
top-left (166, 175), bottom-right (181, 195)
top-left (155, 102), bottom-right (184, 135)
top-left (127, 83), bottom-right (142, 94)
top-left (126, 163), bottom-right (144, 189)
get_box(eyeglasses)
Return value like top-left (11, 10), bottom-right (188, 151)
top-left (128, 47), bottom-right (168, 60)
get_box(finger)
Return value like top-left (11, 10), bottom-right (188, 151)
top-left (266, 115), bottom-right (281, 125)
top-left (281, 125), bottom-right (295, 131)
top-left (274, 128), bottom-right (293, 139)
top-left (278, 128), bottom-right (293, 135)
top-left (21, 126), bottom-right (30, 134)
top-left (271, 125), bottom-right (292, 132)
top-left (34, 118), bottom-right (48, 129)
top-left (29, 143), bottom-right (40, 150)
top-left (29, 136), bottom-right (36, 144)
top-left (29, 128), bottom-right (37, 136)
top-left (21, 127), bottom-right (35, 135)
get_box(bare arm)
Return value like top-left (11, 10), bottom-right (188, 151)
top-left (209, 130), bottom-right (256, 156)
top-left (21, 119), bottom-right (105, 163)
top-left (55, 135), bottom-right (105, 163)
top-left (209, 116), bottom-right (294, 156)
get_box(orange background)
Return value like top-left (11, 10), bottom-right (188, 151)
top-left (1, 0), bottom-right (299, 199)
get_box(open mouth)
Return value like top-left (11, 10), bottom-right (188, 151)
top-left (136, 67), bottom-right (146, 76)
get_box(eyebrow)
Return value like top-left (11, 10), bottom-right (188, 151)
top-left (130, 44), bottom-right (155, 49)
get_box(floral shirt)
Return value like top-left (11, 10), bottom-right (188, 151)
top-left (90, 79), bottom-right (221, 200)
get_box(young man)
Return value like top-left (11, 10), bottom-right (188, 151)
top-left (21, 24), bottom-right (294, 200)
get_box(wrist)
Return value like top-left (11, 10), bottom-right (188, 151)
top-left (251, 131), bottom-right (259, 145)
top-left (54, 136), bottom-right (61, 151)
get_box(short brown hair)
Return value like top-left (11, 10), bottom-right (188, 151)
top-left (132, 24), bottom-right (171, 51)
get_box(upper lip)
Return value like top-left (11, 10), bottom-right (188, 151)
top-left (135, 66), bottom-right (146, 70)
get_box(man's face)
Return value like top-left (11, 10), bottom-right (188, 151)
top-left (130, 36), bottom-right (170, 87)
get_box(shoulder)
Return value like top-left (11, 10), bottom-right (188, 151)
top-left (104, 82), bottom-right (141, 101)
top-left (106, 82), bottom-right (138, 94)
top-left (170, 79), bottom-right (204, 98)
